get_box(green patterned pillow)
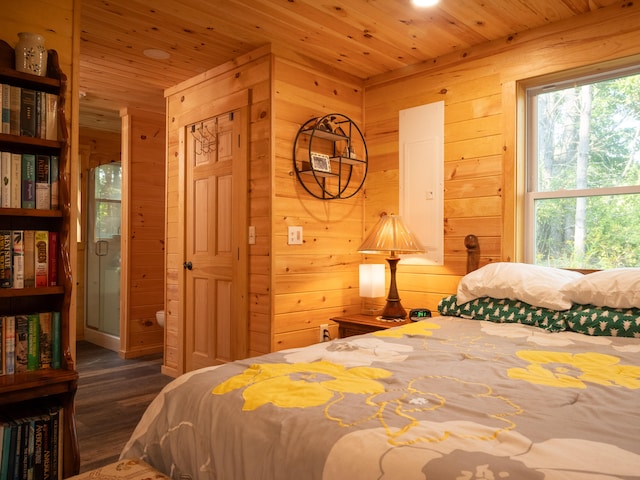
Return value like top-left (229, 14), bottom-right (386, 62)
top-left (437, 294), bottom-right (462, 317)
top-left (565, 304), bottom-right (640, 337)
top-left (438, 295), bottom-right (567, 332)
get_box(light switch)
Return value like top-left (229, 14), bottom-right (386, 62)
top-left (288, 226), bottom-right (303, 245)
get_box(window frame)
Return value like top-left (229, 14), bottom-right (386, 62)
top-left (524, 63), bottom-right (640, 265)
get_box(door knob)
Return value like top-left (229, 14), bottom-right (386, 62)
top-left (183, 261), bottom-right (193, 270)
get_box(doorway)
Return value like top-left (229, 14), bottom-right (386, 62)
top-left (85, 162), bottom-right (122, 352)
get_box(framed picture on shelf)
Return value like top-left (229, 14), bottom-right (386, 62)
top-left (310, 152), bottom-right (331, 173)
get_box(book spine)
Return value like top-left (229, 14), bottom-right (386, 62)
top-left (12, 231), bottom-right (24, 289)
top-left (1, 151), bottom-right (10, 208)
top-left (10, 154), bottom-right (21, 209)
top-left (0, 231), bottom-right (12, 288)
top-left (12, 419), bottom-right (22, 480)
top-left (44, 94), bottom-right (57, 142)
top-left (32, 418), bottom-right (45, 480)
top-left (23, 231), bottom-right (35, 289)
top-left (50, 312), bottom-right (60, 370)
top-left (38, 312), bottom-right (51, 369)
top-left (48, 232), bottom-right (57, 287)
top-left (9, 86), bottom-right (20, 136)
top-left (48, 408), bottom-right (59, 480)
top-left (36, 91), bottom-right (45, 140)
top-left (40, 415), bottom-right (50, 480)
top-left (49, 156), bottom-right (58, 210)
top-left (1, 420), bottom-right (13, 480)
top-left (34, 231), bottom-right (48, 288)
top-left (26, 314), bottom-right (39, 371)
top-left (1, 84), bottom-right (10, 134)
top-left (21, 154), bottom-right (35, 209)
top-left (14, 315), bottom-right (28, 374)
top-left (19, 89), bottom-right (36, 138)
top-left (4, 316), bottom-right (15, 375)
top-left (35, 155), bottom-right (50, 210)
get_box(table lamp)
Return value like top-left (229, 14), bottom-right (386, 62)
top-left (357, 214), bottom-right (424, 320)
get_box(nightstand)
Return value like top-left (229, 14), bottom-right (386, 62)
top-left (330, 313), bottom-right (412, 338)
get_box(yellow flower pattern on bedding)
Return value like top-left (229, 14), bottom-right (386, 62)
top-left (212, 360), bottom-right (392, 410)
top-left (372, 321), bottom-right (441, 338)
top-left (508, 351), bottom-right (640, 389)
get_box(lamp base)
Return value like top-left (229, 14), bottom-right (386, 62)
top-left (379, 256), bottom-right (407, 320)
top-left (379, 299), bottom-right (407, 320)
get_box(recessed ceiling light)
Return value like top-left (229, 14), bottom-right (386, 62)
top-left (412, 0), bottom-right (440, 6)
top-left (143, 49), bottom-right (171, 60)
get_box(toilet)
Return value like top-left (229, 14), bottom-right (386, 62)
top-left (156, 310), bottom-right (165, 327)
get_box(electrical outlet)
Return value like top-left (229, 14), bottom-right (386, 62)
top-left (319, 323), bottom-right (329, 342)
top-left (288, 226), bottom-right (303, 245)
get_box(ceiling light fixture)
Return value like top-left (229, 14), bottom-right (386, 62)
top-left (143, 48), bottom-right (171, 60)
top-left (412, 0), bottom-right (440, 6)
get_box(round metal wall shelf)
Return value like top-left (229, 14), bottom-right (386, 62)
top-left (293, 113), bottom-right (368, 200)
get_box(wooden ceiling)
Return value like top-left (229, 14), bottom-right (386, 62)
top-left (79, 0), bottom-right (622, 132)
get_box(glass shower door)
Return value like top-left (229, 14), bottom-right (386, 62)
top-left (86, 163), bottom-right (122, 341)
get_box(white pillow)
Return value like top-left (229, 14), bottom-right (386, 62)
top-left (457, 262), bottom-right (583, 310)
top-left (560, 268), bottom-right (640, 308)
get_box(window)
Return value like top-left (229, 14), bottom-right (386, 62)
top-left (525, 65), bottom-right (640, 269)
top-left (91, 163), bottom-right (122, 242)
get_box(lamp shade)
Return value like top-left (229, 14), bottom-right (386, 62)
top-left (359, 264), bottom-right (386, 298)
top-left (358, 214), bottom-right (424, 256)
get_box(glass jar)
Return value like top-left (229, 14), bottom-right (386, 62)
top-left (15, 32), bottom-right (48, 76)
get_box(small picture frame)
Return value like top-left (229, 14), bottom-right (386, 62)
top-left (310, 152), bottom-right (331, 173)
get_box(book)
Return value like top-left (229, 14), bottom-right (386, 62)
top-left (44, 94), bottom-right (58, 141)
top-left (51, 312), bottom-right (61, 370)
top-left (32, 416), bottom-right (46, 480)
top-left (1, 151), bottom-right (10, 208)
top-left (12, 230), bottom-right (24, 289)
top-left (48, 231), bottom-right (57, 287)
top-left (38, 312), bottom-right (52, 369)
top-left (34, 231), bottom-right (48, 287)
top-left (48, 407), bottom-right (60, 480)
top-left (49, 156), bottom-right (59, 210)
top-left (27, 313), bottom-right (39, 371)
top-left (21, 154), bottom-right (36, 209)
top-left (1, 418), bottom-right (12, 478)
top-left (10, 153), bottom-right (21, 209)
top-left (14, 315), bottom-right (28, 373)
top-left (23, 231), bottom-right (35, 288)
top-left (9, 86), bottom-right (20, 136)
top-left (4, 316), bottom-right (15, 375)
top-left (20, 88), bottom-right (36, 137)
top-left (36, 91), bottom-right (45, 139)
top-left (40, 414), bottom-right (51, 480)
top-left (1, 84), bottom-right (9, 134)
top-left (0, 230), bottom-right (11, 288)
top-left (35, 155), bottom-right (50, 209)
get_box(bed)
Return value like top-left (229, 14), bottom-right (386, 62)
top-left (120, 239), bottom-right (640, 479)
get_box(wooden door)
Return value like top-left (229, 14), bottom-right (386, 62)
top-left (183, 103), bottom-right (248, 371)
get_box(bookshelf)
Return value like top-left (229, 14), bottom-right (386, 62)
top-left (0, 39), bottom-right (79, 478)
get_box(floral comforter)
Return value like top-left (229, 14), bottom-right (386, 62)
top-left (121, 317), bottom-right (640, 479)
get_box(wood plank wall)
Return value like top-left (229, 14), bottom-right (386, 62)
top-left (363, 2), bottom-right (640, 315)
top-left (120, 108), bottom-right (166, 358)
top-left (271, 57), bottom-right (365, 351)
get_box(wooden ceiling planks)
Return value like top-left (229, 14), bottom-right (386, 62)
top-left (78, 0), bottom-right (623, 132)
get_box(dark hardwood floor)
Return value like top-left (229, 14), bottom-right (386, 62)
top-left (75, 341), bottom-right (173, 473)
